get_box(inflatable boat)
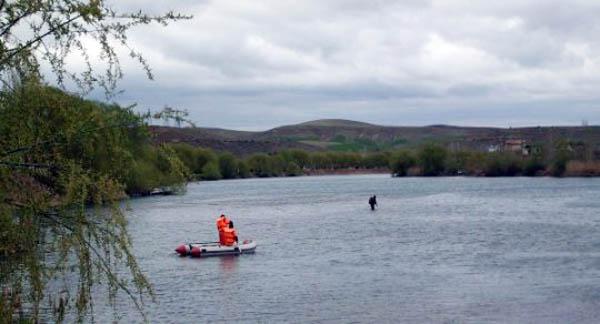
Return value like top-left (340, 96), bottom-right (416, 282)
top-left (175, 240), bottom-right (257, 257)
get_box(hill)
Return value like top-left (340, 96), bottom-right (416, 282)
top-left (150, 119), bottom-right (600, 157)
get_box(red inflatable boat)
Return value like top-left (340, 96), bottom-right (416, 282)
top-left (175, 240), bottom-right (257, 258)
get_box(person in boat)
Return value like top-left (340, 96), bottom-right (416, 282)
top-left (369, 195), bottom-right (377, 211)
top-left (216, 214), bottom-right (230, 231)
top-left (217, 214), bottom-right (231, 244)
top-left (221, 221), bottom-right (238, 246)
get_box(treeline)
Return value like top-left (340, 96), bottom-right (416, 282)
top-left (169, 141), bottom-right (599, 181)
top-left (169, 144), bottom-right (391, 180)
top-left (389, 143), bottom-right (599, 177)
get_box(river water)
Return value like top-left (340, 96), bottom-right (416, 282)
top-left (98, 175), bottom-right (600, 323)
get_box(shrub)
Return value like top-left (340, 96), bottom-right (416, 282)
top-left (390, 150), bottom-right (416, 176)
top-left (201, 161), bottom-right (222, 180)
top-left (218, 153), bottom-right (238, 179)
top-left (484, 153), bottom-right (522, 176)
top-left (418, 144), bottom-right (447, 176)
top-left (523, 158), bottom-right (546, 176)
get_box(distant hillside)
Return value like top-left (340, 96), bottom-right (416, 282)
top-left (150, 119), bottom-right (600, 157)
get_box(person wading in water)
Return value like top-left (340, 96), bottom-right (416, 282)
top-left (369, 195), bottom-right (378, 211)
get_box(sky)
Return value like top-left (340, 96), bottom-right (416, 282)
top-left (88, 0), bottom-right (600, 130)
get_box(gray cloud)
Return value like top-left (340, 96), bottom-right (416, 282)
top-left (96, 0), bottom-right (600, 129)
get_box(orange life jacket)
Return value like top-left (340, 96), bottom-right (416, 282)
top-left (216, 216), bottom-right (230, 231)
top-left (221, 227), bottom-right (237, 246)
top-left (218, 229), bottom-right (227, 245)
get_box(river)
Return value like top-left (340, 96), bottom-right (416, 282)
top-left (96, 175), bottom-right (600, 323)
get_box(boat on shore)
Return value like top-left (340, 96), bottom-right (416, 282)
top-left (175, 240), bottom-right (257, 257)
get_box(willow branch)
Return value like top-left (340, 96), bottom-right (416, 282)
top-left (0, 14), bottom-right (83, 66)
top-left (41, 212), bottom-right (148, 317)
top-left (0, 10), bottom-right (35, 38)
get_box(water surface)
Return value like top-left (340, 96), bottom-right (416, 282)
top-left (102, 175), bottom-right (600, 323)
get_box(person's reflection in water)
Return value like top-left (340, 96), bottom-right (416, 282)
top-left (219, 255), bottom-right (239, 274)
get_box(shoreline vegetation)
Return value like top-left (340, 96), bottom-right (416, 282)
top-left (168, 141), bottom-right (600, 183)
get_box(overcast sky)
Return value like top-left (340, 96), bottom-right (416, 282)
top-left (97, 0), bottom-right (600, 130)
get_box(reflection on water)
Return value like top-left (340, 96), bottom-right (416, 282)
top-left (90, 175), bottom-right (600, 323)
top-left (219, 256), bottom-right (239, 274)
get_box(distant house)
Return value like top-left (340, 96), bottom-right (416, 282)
top-left (489, 139), bottom-right (532, 156)
top-left (503, 139), bottom-right (526, 154)
top-left (487, 144), bottom-right (500, 153)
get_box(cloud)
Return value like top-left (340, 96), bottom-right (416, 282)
top-left (89, 0), bottom-right (600, 129)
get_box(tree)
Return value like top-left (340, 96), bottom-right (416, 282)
top-left (523, 158), bottom-right (546, 176)
top-left (285, 161), bottom-right (302, 176)
top-left (289, 149), bottom-right (310, 169)
top-left (363, 152), bottom-right (390, 169)
top-left (201, 161), bottom-right (222, 180)
top-left (237, 160), bottom-right (250, 178)
top-left (390, 150), bottom-right (416, 176)
top-left (0, 0), bottom-right (190, 94)
top-left (247, 153), bottom-right (273, 177)
top-left (484, 152), bottom-right (522, 176)
top-left (418, 144), bottom-right (447, 176)
top-left (218, 153), bottom-right (238, 179)
top-left (552, 140), bottom-right (571, 176)
top-left (0, 1), bottom-right (191, 321)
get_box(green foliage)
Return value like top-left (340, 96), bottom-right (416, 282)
top-left (170, 143), bottom-right (217, 178)
top-left (247, 154), bottom-right (277, 177)
top-left (201, 161), bottom-right (222, 180)
top-left (418, 144), bottom-right (447, 176)
top-left (390, 150), bottom-right (416, 176)
top-left (310, 152), bottom-right (333, 169)
top-left (362, 152), bottom-right (391, 169)
top-left (0, 1), bottom-right (192, 320)
top-left (552, 140), bottom-right (571, 176)
top-left (218, 153), bottom-right (238, 179)
top-left (288, 149), bottom-right (310, 169)
top-left (0, 81), bottom-right (190, 321)
top-left (237, 160), bottom-right (251, 178)
top-left (484, 153), bottom-right (522, 176)
top-left (445, 150), bottom-right (471, 175)
top-left (285, 161), bottom-right (302, 176)
top-left (523, 158), bottom-right (546, 176)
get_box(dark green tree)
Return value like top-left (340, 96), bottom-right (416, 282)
top-left (390, 150), bottom-right (416, 176)
top-left (218, 153), bottom-right (238, 179)
top-left (418, 144), bottom-right (447, 176)
top-left (237, 160), bottom-right (251, 178)
top-left (201, 161), bottom-right (222, 180)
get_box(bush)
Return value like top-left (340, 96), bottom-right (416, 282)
top-left (362, 152), bottom-right (390, 169)
top-left (418, 144), bottom-right (447, 176)
top-left (484, 153), bottom-right (522, 176)
top-left (285, 161), bottom-right (302, 176)
top-left (523, 158), bottom-right (546, 176)
top-left (237, 160), bottom-right (251, 178)
top-left (390, 150), bottom-right (416, 176)
top-left (445, 150), bottom-right (471, 175)
top-left (218, 153), bottom-right (238, 179)
top-left (247, 153), bottom-right (275, 177)
top-left (201, 161), bottom-right (222, 180)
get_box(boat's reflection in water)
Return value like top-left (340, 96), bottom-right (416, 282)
top-left (219, 255), bottom-right (239, 274)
